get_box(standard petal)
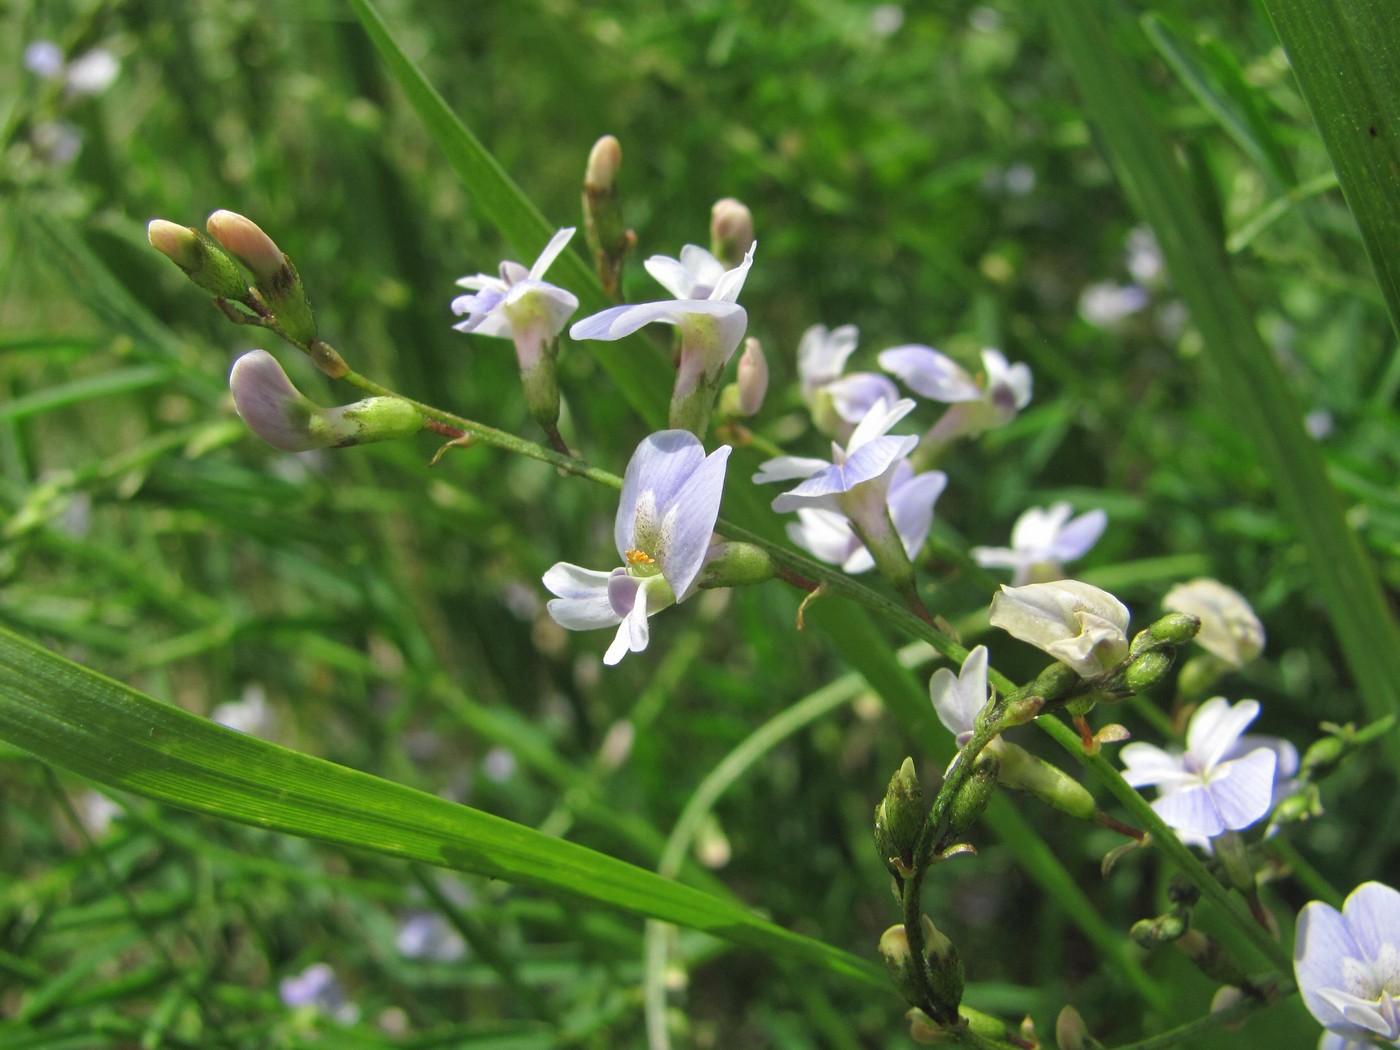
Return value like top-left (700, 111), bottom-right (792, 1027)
top-left (799, 323), bottom-right (860, 389)
top-left (1049, 508), bottom-right (1108, 560)
top-left (846, 397), bottom-right (917, 452)
top-left (644, 254), bottom-right (697, 299)
top-left (1296, 899), bottom-right (1366, 1031)
top-left (1187, 697), bottom-right (1260, 770)
top-left (1342, 882), bottom-right (1400, 980)
top-left (542, 563), bottom-right (623, 630)
top-left (657, 445), bottom-right (731, 599)
top-left (1152, 783), bottom-right (1227, 838)
top-left (528, 227), bottom-right (576, 280)
top-left (616, 430), bottom-right (707, 557)
top-left (1206, 747), bottom-right (1277, 830)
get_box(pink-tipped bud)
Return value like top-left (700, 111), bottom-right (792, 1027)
top-left (710, 198), bottom-right (754, 269)
top-left (736, 337), bottom-right (768, 415)
top-left (148, 218), bottom-right (249, 298)
top-left (585, 135), bottom-right (622, 191)
top-left (206, 210), bottom-right (286, 285)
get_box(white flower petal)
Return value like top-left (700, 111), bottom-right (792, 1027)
top-left (1187, 697), bottom-right (1259, 770)
top-left (528, 227), bottom-right (576, 280)
top-left (543, 563), bottom-right (621, 630)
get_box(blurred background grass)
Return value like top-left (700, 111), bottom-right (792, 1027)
top-left (2, 0), bottom-right (1397, 1046)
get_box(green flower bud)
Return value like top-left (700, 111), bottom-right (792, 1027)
top-left (1123, 650), bottom-right (1172, 693)
top-left (1056, 1005), bottom-right (1101, 1050)
top-left (947, 753), bottom-right (998, 840)
top-left (879, 923), bottom-right (927, 1008)
top-left (921, 915), bottom-right (965, 1024)
top-left (582, 135), bottom-right (631, 298)
top-left (874, 757), bottom-right (924, 871)
top-left (147, 219), bottom-right (249, 299)
top-left (994, 741), bottom-right (1096, 820)
top-left (1300, 734), bottom-right (1347, 779)
top-left (696, 541), bottom-right (776, 589)
top-left (1130, 911), bottom-right (1187, 948)
top-left (1133, 611), bottom-right (1201, 652)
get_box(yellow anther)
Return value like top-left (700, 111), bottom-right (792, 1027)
top-left (625, 549), bottom-right (655, 565)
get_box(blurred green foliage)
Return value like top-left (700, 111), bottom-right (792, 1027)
top-left (2, 0), bottom-right (1397, 1046)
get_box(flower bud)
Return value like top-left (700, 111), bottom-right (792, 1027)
top-left (1132, 611), bottom-right (1201, 652)
top-left (582, 135), bottom-right (631, 299)
top-left (736, 338), bottom-right (768, 415)
top-left (147, 219), bottom-right (249, 299)
top-left (921, 914), bottom-right (965, 1024)
top-left (989, 581), bottom-right (1130, 679)
top-left (1162, 579), bottom-right (1264, 668)
top-left (1122, 650), bottom-right (1171, 693)
top-left (710, 198), bottom-right (754, 269)
top-left (695, 541), bottom-right (775, 589)
top-left (879, 924), bottom-right (927, 1008)
top-left (874, 757), bottom-right (924, 872)
top-left (947, 753), bottom-right (998, 840)
top-left (207, 211), bottom-right (317, 345)
top-left (1055, 1005), bottom-right (1101, 1050)
top-left (229, 350), bottom-right (421, 452)
top-left (994, 741), bottom-right (1096, 820)
top-left (1130, 911), bottom-right (1187, 948)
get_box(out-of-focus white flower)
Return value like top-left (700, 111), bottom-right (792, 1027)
top-left (25, 41), bottom-right (119, 95)
top-left (989, 580), bottom-right (1130, 678)
top-left (482, 747), bottom-right (516, 783)
top-left (31, 120), bottom-right (84, 165)
top-left (79, 791), bottom-right (122, 837)
top-left (1162, 579), bottom-right (1265, 668)
top-left (397, 912), bottom-right (467, 962)
top-left (211, 685), bottom-right (273, 737)
top-left (1306, 410), bottom-right (1335, 441)
top-left (1078, 282), bottom-right (1149, 330)
top-left (971, 502), bottom-right (1107, 586)
top-left (1125, 225), bottom-right (1164, 285)
top-left (1294, 881), bottom-right (1400, 1049)
top-left (24, 41), bottom-right (65, 78)
top-left (1119, 697), bottom-right (1280, 839)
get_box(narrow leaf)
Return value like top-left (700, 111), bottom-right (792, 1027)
top-left (0, 626), bottom-right (886, 992)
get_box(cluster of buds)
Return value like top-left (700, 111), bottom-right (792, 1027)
top-left (880, 916), bottom-right (964, 1028)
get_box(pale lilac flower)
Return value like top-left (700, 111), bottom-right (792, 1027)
top-left (24, 41), bottom-right (65, 79)
top-left (880, 346), bottom-right (1031, 442)
top-left (972, 502), bottom-right (1108, 586)
top-left (785, 460), bottom-right (946, 573)
top-left (397, 912), bottom-right (467, 962)
top-left (279, 963), bottom-right (360, 1024)
top-left (1294, 881), bottom-right (1400, 1049)
top-left (929, 644), bottom-right (990, 749)
top-left (1163, 579), bottom-right (1265, 668)
top-left (989, 580), bottom-right (1129, 678)
top-left (797, 324), bottom-right (899, 439)
top-left (1078, 282), bottom-right (1149, 329)
top-left (543, 431), bottom-right (730, 665)
top-left (452, 228), bottom-right (579, 375)
top-left (24, 42), bottom-right (119, 95)
top-left (571, 243), bottom-right (755, 434)
top-left (1120, 697), bottom-right (1279, 839)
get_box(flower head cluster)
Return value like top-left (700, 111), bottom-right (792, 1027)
top-left (972, 502), bottom-right (1107, 586)
top-left (880, 345), bottom-right (1031, 443)
top-left (544, 430), bottom-right (730, 665)
top-left (797, 324), bottom-right (899, 440)
top-left (571, 243), bottom-right (755, 434)
top-left (1295, 881), bottom-right (1400, 1050)
top-left (1119, 696), bottom-right (1294, 841)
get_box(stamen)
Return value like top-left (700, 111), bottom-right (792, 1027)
top-left (626, 549), bottom-right (655, 565)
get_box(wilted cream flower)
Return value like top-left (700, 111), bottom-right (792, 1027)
top-left (989, 580), bottom-right (1130, 678)
top-left (1163, 579), bottom-right (1264, 668)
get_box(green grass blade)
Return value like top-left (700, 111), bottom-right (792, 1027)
top-left (1142, 13), bottom-right (1296, 187)
top-left (1262, 0), bottom-right (1400, 337)
top-left (0, 625), bottom-right (886, 992)
top-left (0, 366), bottom-right (172, 425)
top-left (1044, 0), bottom-right (1400, 771)
top-left (344, 0), bottom-right (669, 426)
